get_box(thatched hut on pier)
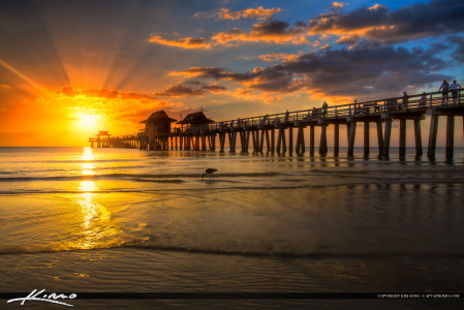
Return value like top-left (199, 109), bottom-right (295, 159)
top-left (176, 111), bottom-right (214, 129)
top-left (140, 110), bottom-right (177, 137)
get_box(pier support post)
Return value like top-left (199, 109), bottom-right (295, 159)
top-left (201, 135), bottom-right (207, 151)
top-left (399, 119), bottom-right (407, 157)
top-left (245, 131), bottom-right (251, 153)
top-left (259, 130), bottom-right (265, 153)
top-left (296, 127), bottom-right (305, 155)
top-left (427, 115), bottom-right (439, 158)
top-left (282, 128), bottom-right (287, 154)
top-left (180, 136), bottom-right (184, 150)
top-left (319, 124), bottom-right (328, 156)
top-left (309, 125), bottom-right (315, 156)
top-left (211, 133), bottom-right (216, 151)
top-left (265, 130), bottom-right (271, 153)
top-left (364, 121), bottom-right (370, 157)
top-left (446, 115), bottom-right (455, 159)
top-left (229, 132), bottom-right (237, 153)
top-left (240, 132), bottom-right (245, 153)
top-left (413, 119), bottom-right (423, 156)
top-left (276, 128), bottom-right (283, 154)
top-left (289, 127), bottom-right (293, 155)
top-left (334, 123), bottom-right (339, 157)
top-left (376, 122), bottom-right (383, 156)
top-left (253, 130), bottom-right (259, 153)
top-left (383, 120), bottom-right (392, 157)
top-left (271, 129), bottom-right (275, 153)
top-left (219, 133), bottom-right (225, 152)
top-left (347, 122), bottom-right (357, 157)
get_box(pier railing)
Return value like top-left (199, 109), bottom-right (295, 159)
top-left (174, 90), bottom-right (461, 134)
top-left (91, 89), bottom-right (463, 158)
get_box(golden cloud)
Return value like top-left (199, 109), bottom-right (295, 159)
top-left (148, 35), bottom-right (211, 49)
top-left (201, 6), bottom-right (283, 21)
top-left (150, 20), bottom-right (310, 49)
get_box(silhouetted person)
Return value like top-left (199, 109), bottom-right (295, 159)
top-left (312, 106), bottom-right (319, 117)
top-left (402, 91), bottom-right (408, 109)
top-left (322, 101), bottom-right (328, 116)
top-left (419, 92), bottom-right (427, 107)
top-left (439, 80), bottom-right (449, 103)
top-left (450, 80), bottom-right (461, 103)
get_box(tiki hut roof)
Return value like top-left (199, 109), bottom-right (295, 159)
top-left (176, 111), bottom-right (214, 125)
top-left (140, 110), bottom-right (177, 124)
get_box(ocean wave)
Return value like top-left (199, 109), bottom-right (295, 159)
top-left (0, 172), bottom-right (281, 182)
top-left (1, 243), bottom-right (464, 259)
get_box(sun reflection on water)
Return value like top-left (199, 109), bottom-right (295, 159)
top-left (81, 147), bottom-right (95, 176)
top-left (73, 147), bottom-right (121, 250)
top-left (82, 146), bottom-right (95, 161)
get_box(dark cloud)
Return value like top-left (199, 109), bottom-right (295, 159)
top-left (449, 36), bottom-right (464, 63)
top-left (172, 67), bottom-right (226, 77)
top-left (156, 84), bottom-right (206, 97)
top-left (176, 44), bottom-right (450, 98)
top-left (152, 19), bottom-right (310, 49)
top-left (195, 6), bottom-right (283, 21)
top-left (200, 84), bottom-right (227, 93)
top-left (308, 0), bottom-right (464, 44)
top-left (275, 45), bottom-right (449, 96)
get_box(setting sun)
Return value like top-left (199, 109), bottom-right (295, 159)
top-left (79, 113), bottom-right (99, 129)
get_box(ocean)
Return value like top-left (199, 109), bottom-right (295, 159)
top-left (1, 146), bottom-right (464, 309)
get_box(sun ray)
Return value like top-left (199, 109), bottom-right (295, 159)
top-left (0, 58), bottom-right (51, 97)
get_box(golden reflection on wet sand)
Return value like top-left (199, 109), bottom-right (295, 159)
top-left (75, 148), bottom-right (120, 250)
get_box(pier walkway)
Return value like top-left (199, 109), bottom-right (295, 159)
top-left (89, 90), bottom-right (464, 159)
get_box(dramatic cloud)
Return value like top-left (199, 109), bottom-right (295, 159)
top-left (232, 88), bottom-right (283, 103)
top-left (170, 67), bottom-right (227, 77)
top-left (57, 86), bottom-right (155, 101)
top-left (241, 52), bottom-right (303, 63)
top-left (200, 84), bottom-right (227, 93)
top-left (173, 44), bottom-right (449, 98)
top-left (173, 66), bottom-right (304, 94)
top-left (331, 2), bottom-right (347, 9)
top-left (212, 20), bottom-right (309, 46)
top-left (195, 6), bottom-right (283, 20)
top-left (308, 0), bottom-right (464, 44)
top-left (148, 35), bottom-right (211, 49)
top-left (150, 20), bottom-right (310, 49)
top-left (449, 36), bottom-right (464, 63)
top-left (151, 0), bottom-right (464, 51)
top-left (155, 84), bottom-right (227, 96)
top-left (156, 84), bottom-right (206, 97)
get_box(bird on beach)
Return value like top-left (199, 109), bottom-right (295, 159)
top-left (201, 168), bottom-right (218, 180)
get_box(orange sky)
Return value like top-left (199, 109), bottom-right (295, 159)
top-left (0, 0), bottom-right (463, 146)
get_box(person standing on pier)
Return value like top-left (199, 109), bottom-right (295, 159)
top-left (450, 80), bottom-right (461, 103)
top-left (322, 101), bottom-right (328, 117)
top-left (419, 92), bottom-right (427, 107)
top-left (402, 92), bottom-right (408, 109)
top-left (439, 80), bottom-right (450, 103)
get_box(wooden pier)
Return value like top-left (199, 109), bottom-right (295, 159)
top-left (90, 90), bottom-right (464, 159)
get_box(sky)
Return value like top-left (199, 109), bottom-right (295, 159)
top-left (0, 0), bottom-right (463, 146)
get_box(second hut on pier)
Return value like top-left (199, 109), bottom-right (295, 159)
top-left (177, 111), bottom-right (214, 129)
